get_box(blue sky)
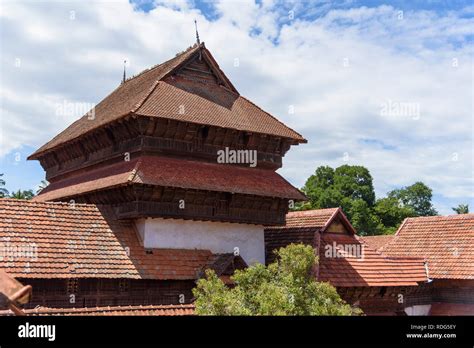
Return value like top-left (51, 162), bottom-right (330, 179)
top-left (0, 0), bottom-right (472, 214)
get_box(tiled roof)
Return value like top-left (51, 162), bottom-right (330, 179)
top-left (380, 214), bottom-right (474, 280)
top-left (283, 208), bottom-right (339, 228)
top-left (318, 233), bottom-right (427, 287)
top-left (0, 199), bottom-right (222, 280)
top-left (264, 208), bottom-right (427, 287)
top-left (200, 253), bottom-right (248, 285)
top-left (269, 208), bottom-right (355, 233)
top-left (29, 43), bottom-right (305, 159)
top-left (34, 155), bottom-right (306, 201)
top-left (0, 304), bottom-right (195, 316)
top-left (203, 253), bottom-right (247, 276)
top-left (360, 235), bottom-right (395, 251)
top-left (135, 77), bottom-right (305, 141)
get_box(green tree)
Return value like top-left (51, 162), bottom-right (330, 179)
top-left (333, 165), bottom-right (375, 206)
top-left (452, 204), bottom-right (469, 214)
top-left (388, 182), bottom-right (437, 216)
top-left (302, 166), bottom-right (340, 209)
top-left (302, 165), bottom-right (375, 209)
top-left (0, 174), bottom-right (8, 198)
top-left (300, 166), bottom-right (439, 235)
top-left (9, 189), bottom-right (35, 200)
top-left (301, 165), bottom-right (380, 234)
top-left (374, 197), bottom-right (416, 232)
top-left (346, 199), bottom-right (384, 236)
top-left (193, 244), bottom-right (360, 316)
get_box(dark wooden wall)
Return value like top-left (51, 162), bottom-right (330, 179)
top-left (18, 278), bottom-right (195, 309)
top-left (39, 116), bottom-right (294, 182)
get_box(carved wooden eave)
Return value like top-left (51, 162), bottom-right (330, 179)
top-left (44, 185), bottom-right (290, 226)
top-left (38, 117), bottom-right (294, 182)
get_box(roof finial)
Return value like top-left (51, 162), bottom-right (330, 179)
top-left (122, 60), bottom-right (127, 84)
top-left (194, 19), bottom-right (200, 45)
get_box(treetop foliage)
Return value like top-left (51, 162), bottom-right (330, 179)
top-left (193, 244), bottom-right (360, 316)
top-left (300, 165), bottom-right (439, 235)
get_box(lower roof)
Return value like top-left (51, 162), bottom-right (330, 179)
top-left (375, 214), bottom-right (474, 280)
top-left (34, 155), bottom-right (306, 202)
top-left (264, 208), bottom-right (427, 287)
top-left (360, 235), bottom-right (395, 251)
top-left (319, 233), bottom-right (427, 287)
top-left (0, 304), bottom-right (195, 316)
top-left (0, 199), bottom-right (242, 280)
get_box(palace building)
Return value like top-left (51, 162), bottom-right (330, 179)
top-left (0, 42), bottom-right (306, 310)
top-left (1, 42), bottom-right (471, 316)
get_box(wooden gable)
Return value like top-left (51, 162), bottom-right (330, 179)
top-left (171, 48), bottom-right (238, 93)
top-left (325, 217), bottom-right (350, 234)
top-left (322, 209), bottom-right (357, 235)
top-left (176, 55), bottom-right (219, 85)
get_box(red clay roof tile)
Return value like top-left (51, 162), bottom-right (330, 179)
top-left (265, 208), bottom-right (427, 287)
top-left (360, 235), bottom-right (395, 251)
top-left (380, 214), bottom-right (474, 280)
top-left (283, 208), bottom-right (339, 229)
top-left (0, 199), bottom-right (218, 280)
top-left (33, 155), bottom-right (306, 201)
top-left (0, 304), bottom-right (195, 316)
top-left (319, 233), bottom-right (426, 287)
top-left (29, 44), bottom-right (305, 159)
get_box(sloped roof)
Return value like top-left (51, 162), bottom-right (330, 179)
top-left (318, 233), bottom-right (426, 287)
top-left (284, 208), bottom-right (338, 228)
top-left (380, 214), bottom-right (474, 280)
top-left (33, 155), bottom-right (306, 202)
top-left (264, 208), bottom-right (427, 287)
top-left (360, 235), bottom-right (395, 251)
top-left (268, 208), bottom-right (356, 233)
top-left (0, 270), bottom-right (32, 309)
top-left (0, 304), bottom-right (195, 316)
top-left (0, 199), bottom-right (229, 280)
top-left (29, 43), bottom-right (305, 159)
top-left (203, 253), bottom-right (247, 276)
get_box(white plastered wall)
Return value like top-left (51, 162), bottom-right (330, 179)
top-left (404, 304), bottom-right (432, 316)
top-left (134, 218), bottom-right (265, 265)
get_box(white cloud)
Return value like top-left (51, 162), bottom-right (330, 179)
top-left (0, 0), bottom-right (472, 214)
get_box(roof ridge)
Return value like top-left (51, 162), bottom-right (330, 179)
top-left (132, 80), bottom-right (162, 114)
top-left (287, 207), bottom-right (339, 216)
top-left (406, 213), bottom-right (474, 221)
top-left (199, 47), bottom-right (238, 94)
top-left (123, 43), bottom-right (202, 85)
top-left (131, 44), bottom-right (203, 113)
top-left (29, 42), bottom-right (307, 158)
top-left (29, 44), bottom-right (203, 160)
top-left (24, 303), bottom-right (195, 314)
top-left (321, 207), bottom-right (341, 232)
